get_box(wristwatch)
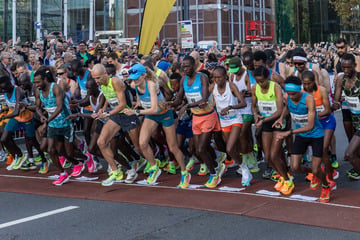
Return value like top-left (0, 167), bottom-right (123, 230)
top-left (136, 109), bottom-right (141, 116)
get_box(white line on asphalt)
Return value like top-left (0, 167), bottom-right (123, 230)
top-left (0, 206), bottom-right (79, 229)
top-left (1, 173), bottom-right (360, 210)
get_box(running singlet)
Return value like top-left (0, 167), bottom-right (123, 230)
top-left (135, 81), bottom-right (166, 113)
top-left (100, 78), bottom-right (132, 111)
top-left (156, 68), bottom-right (173, 92)
top-left (309, 86), bottom-right (327, 120)
top-left (232, 72), bottom-right (252, 115)
top-left (40, 82), bottom-right (71, 128)
top-left (183, 73), bottom-right (214, 116)
top-left (213, 82), bottom-right (242, 127)
top-left (342, 74), bottom-right (360, 115)
top-left (255, 81), bottom-right (277, 117)
top-left (248, 70), bottom-right (256, 86)
top-left (89, 92), bottom-right (103, 113)
top-left (4, 86), bottom-right (33, 122)
top-left (77, 69), bottom-right (90, 99)
top-left (287, 92), bottom-right (324, 138)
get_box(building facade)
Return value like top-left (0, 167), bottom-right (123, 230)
top-left (126, 0), bottom-right (276, 48)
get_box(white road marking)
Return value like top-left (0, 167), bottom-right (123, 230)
top-left (0, 206), bottom-right (79, 229)
top-left (1, 174), bottom-right (360, 210)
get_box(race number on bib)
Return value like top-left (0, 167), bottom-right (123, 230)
top-left (258, 101), bottom-right (276, 116)
top-left (291, 113), bottom-right (308, 127)
top-left (345, 96), bottom-right (360, 113)
top-left (316, 105), bottom-right (325, 113)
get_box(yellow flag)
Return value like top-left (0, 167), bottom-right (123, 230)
top-left (138, 0), bottom-right (176, 55)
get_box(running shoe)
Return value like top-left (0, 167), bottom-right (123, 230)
top-left (270, 170), bottom-right (280, 182)
top-left (347, 168), bottom-right (360, 180)
top-left (319, 186), bottom-right (330, 203)
top-left (39, 161), bottom-right (50, 174)
top-left (197, 163), bottom-right (209, 176)
top-left (60, 156), bottom-right (72, 169)
top-left (332, 170), bottom-right (339, 180)
top-left (52, 172), bottom-right (70, 186)
top-left (215, 162), bottom-right (227, 179)
top-left (186, 156), bottom-right (198, 171)
top-left (0, 149), bottom-right (6, 162)
top-left (137, 157), bottom-right (147, 173)
top-left (241, 166), bottom-right (252, 187)
top-left (102, 169), bottom-right (123, 186)
top-left (34, 155), bottom-right (43, 166)
top-left (204, 174), bottom-right (221, 188)
top-left (70, 162), bottom-right (85, 177)
top-left (247, 154), bottom-right (260, 173)
top-left (12, 153), bottom-right (28, 169)
top-left (164, 161), bottom-right (178, 175)
top-left (310, 175), bottom-right (320, 190)
top-left (262, 167), bottom-right (273, 179)
top-left (305, 173), bottom-right (314, 182)
top-left (253, 143), bottom-right (258, 152)
top-left (330, 155), bottom-right (339, 169)
top-left (20, 160), bottom-right (37, 170)
top-left (216, 152), bottom-right (226, 163)
top-left (235, 165), bottom-right (243, 176)
top-left (274, 177), bottom-right (285, 191)
top-left (326, 177), bottom-right (337, 191)
top-left (143, 161), bottom-right (151, 174)
top-left (177, 171), bottom-right (191, 189)
top-left (159, 158), bottom-right (169, 169)
top-left (125, 167), bottom-right (138, 184)
top-left (6, 154), bottom-right (14, 165)
top-left (85, 152), bottom-right (95, 173)
top-left (280, 180), bottom-right (294, 195)
top-left (147, 164), bottom-right (161, 185)
top-left (224, 159), bottom-right (236, 168)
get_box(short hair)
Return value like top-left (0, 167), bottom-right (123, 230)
top-left (242, 51), bottom-right (253, 60)
top-left (285, 76), bottom-right (302, 85)
top-left (253, 51), bottom-right (267, 63)
top-left (342, 53), bottom-right (356, 64)
top-left (286, 50), bottom-right (293, 59)
top-left (169, 73), bottom-right (182, 82)
top-left (253, 65), bottom-right (269, 79)
top-left (108, 52), bottom-right (119, 61)
top-left (336, 38), bottom-right (347, 45)
top-left (213, 66), bottom-right (227, 77)
top-left (105, 64), bottom-right (116, 76)
top-left (291, 47), bottom-right (307, 58)
top-left (183, 55), bottom-right (195, 65)
top-left (0, 52), bottom-right (12, 61)
top-left (301, 70), bottom-right (317, 91)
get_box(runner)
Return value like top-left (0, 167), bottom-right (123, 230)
top-left (172, 56), bottom-right (226, 188)
top-left (210, 66), bottom-right (252, 186)
top-left (33, 66), bottom-right (87, 186)
top-left (91, 64), bottom-right (140, 186)
top-left (124, 63), bottom-right (191, 188)
top-left (251, 66), bottom-right (291, 194)
top-left (276, 76), bottom-right (330, 202)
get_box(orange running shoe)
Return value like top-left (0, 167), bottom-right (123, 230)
top-left (305, 173), bottom-right (314, 182)
top-left (274, 177), bottom-right (284, 191)
top-left (280, 180), bottom-right (294, 195)
top-left (310, 175), bottom-right (320, 190)
top-left (6, 154), bottom-right (14, 165)
top-left (319, 186), bottom-right (330, 203)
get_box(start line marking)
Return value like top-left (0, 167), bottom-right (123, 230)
top-left (0, 206), bottom-right (79, 229)
top-left (1, 174), bottom-right (360, 211)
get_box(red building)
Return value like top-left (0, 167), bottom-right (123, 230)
top-left (125, 0), bottom-right (276, 48)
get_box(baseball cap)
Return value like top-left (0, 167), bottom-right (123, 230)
top-left (157, 60), bottom-right (171, 72)
top-left (228, 56), bottom-right (242, 73)
top-left (128, 63), bottom-right (146, 80)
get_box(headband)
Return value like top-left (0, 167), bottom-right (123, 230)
top-left (292, 56), bottom-right (307, 62)
top-left (285, 83), bottom-right (302, 92)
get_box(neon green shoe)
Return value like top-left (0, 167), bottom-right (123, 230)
top-left (164, 161), bottom-right (177, 175)
top-left (101, 169), bottom-right (123, 186)
top-left (143, 161), bottom-right (151, 174)
top-left (146, 164), bottom-right (161, 184)
top-left (253, 144), bottom-right (258, 152)
top-left (197, 163), bottom-right (209, 176)
top-left (177, 171), bottom-right (191, 189)
top-left (204, 174), bottom-right (221, 188)
top-left (159, 158), bottom-right (169, 169)
top-left (186, 156), bottom-right (198, 171)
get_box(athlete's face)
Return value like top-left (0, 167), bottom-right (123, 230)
top-left (181, 60), bottom-right (195, 77)
top-left (287, 91), bottom-right (301, 102)
top-left (341, 60), bottom-right (356, 78)
top-left (253, 60), bottom-right (265, 69)
top-left (91, 70), bottom-right (107, 86)
top-left (255, 76), bottom-right (269, 89)
top-left (336, 43), bottom-right (347, 57)
top-left (212, 69), bottom-right (226, 86)
top-left (293, 60), bottom-right (306, 72)
top-left (107, 57), bottom-right (116, 65)
top-left (302, 78), bottom-right (315, 93)
top-left (170, 78), bottom-right (179, 92)
top-left (33, 75), bottom-right (45, 90)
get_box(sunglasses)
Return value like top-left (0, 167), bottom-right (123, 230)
top-left (57, 72), bottom-right (66, 76)
top-left (336, 45), bottom-right (345, 49)
top-left (294, 62), bottom-right (305, 66)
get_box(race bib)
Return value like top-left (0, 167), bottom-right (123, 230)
top-left (258, 101), bottom-right (276, 116)
top-left (80, 89), bottom-right (87, 99)
top-left (316, 105), bottom-right (325, 113)
top-left (108, 98), bottom-right (119, 108)
top-left (185, 92), bottom-right (202, 105)
top-left (140, 100), bottom-right (152, 109)
top-left (345, 96), bottom-right (360, 113)
top-left (219, 109), bottom-right (237, 120)
top-left (291, 113), bottom-right (308, 127)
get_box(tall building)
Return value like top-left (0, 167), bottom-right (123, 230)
top-left (0, 0), bottom-right (125, 42)
top-left (126, 0), bottom-right (276, 48)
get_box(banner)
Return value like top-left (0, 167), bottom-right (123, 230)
top-left (138, 0), bottom-right (176, 55)
top-left (179, 20), bottom-right (194, 49)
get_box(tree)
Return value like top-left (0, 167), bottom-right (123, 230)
top-left (329, 0), bottom-right (360, 18)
